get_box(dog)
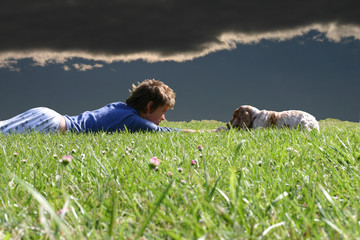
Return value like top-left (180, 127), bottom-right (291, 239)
top-left (227, 105), bottom-right (319, 131)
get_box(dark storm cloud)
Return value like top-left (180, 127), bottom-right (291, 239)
top-left (0, 0), bottom-right (360, 66)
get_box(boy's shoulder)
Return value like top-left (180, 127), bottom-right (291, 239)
top-left (104, 101), bottom-right (140, 116)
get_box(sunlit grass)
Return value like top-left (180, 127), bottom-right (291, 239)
top-left (0, 119), bottom-right (360, 239)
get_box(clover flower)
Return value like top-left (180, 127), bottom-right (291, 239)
top-left (60, 155), bottom-right (73, 165)
top-left (125, 147), bottom-right (133, 155)
top-left (168, 171), bottom-right (173, 177)
top-left (57, 207), bottom-right (69, 215)
top-left (149, 157), bottom-right (160, 169)
top-left (177, 167), bottom-right (183, 172)
top-left (181, 180), bottom-right (186, 184)
top-left (198, 145), bottom-right (203, 151)
top-left (191, 160), bottom-right (198, 165)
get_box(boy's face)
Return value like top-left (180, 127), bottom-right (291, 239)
top-left (140, 103), bottom-right (170, 125)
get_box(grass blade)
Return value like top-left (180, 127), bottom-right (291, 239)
top-left (135, 180), bottom-right (173, 239)
top-left (7, 171), bottom-right (70, 238)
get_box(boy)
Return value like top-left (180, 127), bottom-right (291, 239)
top-left (0, 79), bottom-right (201, 134)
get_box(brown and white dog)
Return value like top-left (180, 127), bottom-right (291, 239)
top-left (227, 105), bottom-right (319, 131)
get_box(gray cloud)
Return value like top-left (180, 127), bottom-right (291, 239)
top-left (1, 0), bottom-right (360, 68)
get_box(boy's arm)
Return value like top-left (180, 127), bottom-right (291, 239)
top-left (181, 126), bottom-right (228, 133)
top-left (181, 129), bottom-right (207, 133)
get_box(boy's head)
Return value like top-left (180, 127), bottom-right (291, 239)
top-left (126, 79), bottom-right (176, 114)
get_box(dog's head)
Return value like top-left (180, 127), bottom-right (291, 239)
top-left (227, 105), bottom-right (260, 130)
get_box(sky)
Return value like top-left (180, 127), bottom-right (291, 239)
top-left (1, 0), bottom-right (360, 123)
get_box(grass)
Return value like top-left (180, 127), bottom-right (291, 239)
top-left (0, 119), bottom-right (360, 239)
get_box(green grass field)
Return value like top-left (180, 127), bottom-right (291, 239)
top-left (1, 119), bottom-right (360, 239)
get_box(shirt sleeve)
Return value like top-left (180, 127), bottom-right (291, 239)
top-left (123, 114), bottom-right (181, 133)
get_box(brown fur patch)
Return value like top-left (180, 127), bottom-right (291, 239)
top-left (229, 106), bottom-right (253, 129)
top-left (269, 111), bottom-right (280, 127)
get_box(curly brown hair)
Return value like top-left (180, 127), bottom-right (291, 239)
top-left (125, 79), bottom-right (176, 113)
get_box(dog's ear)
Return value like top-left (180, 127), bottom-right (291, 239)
top-left (240, 109), bottom-right (252, 129)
